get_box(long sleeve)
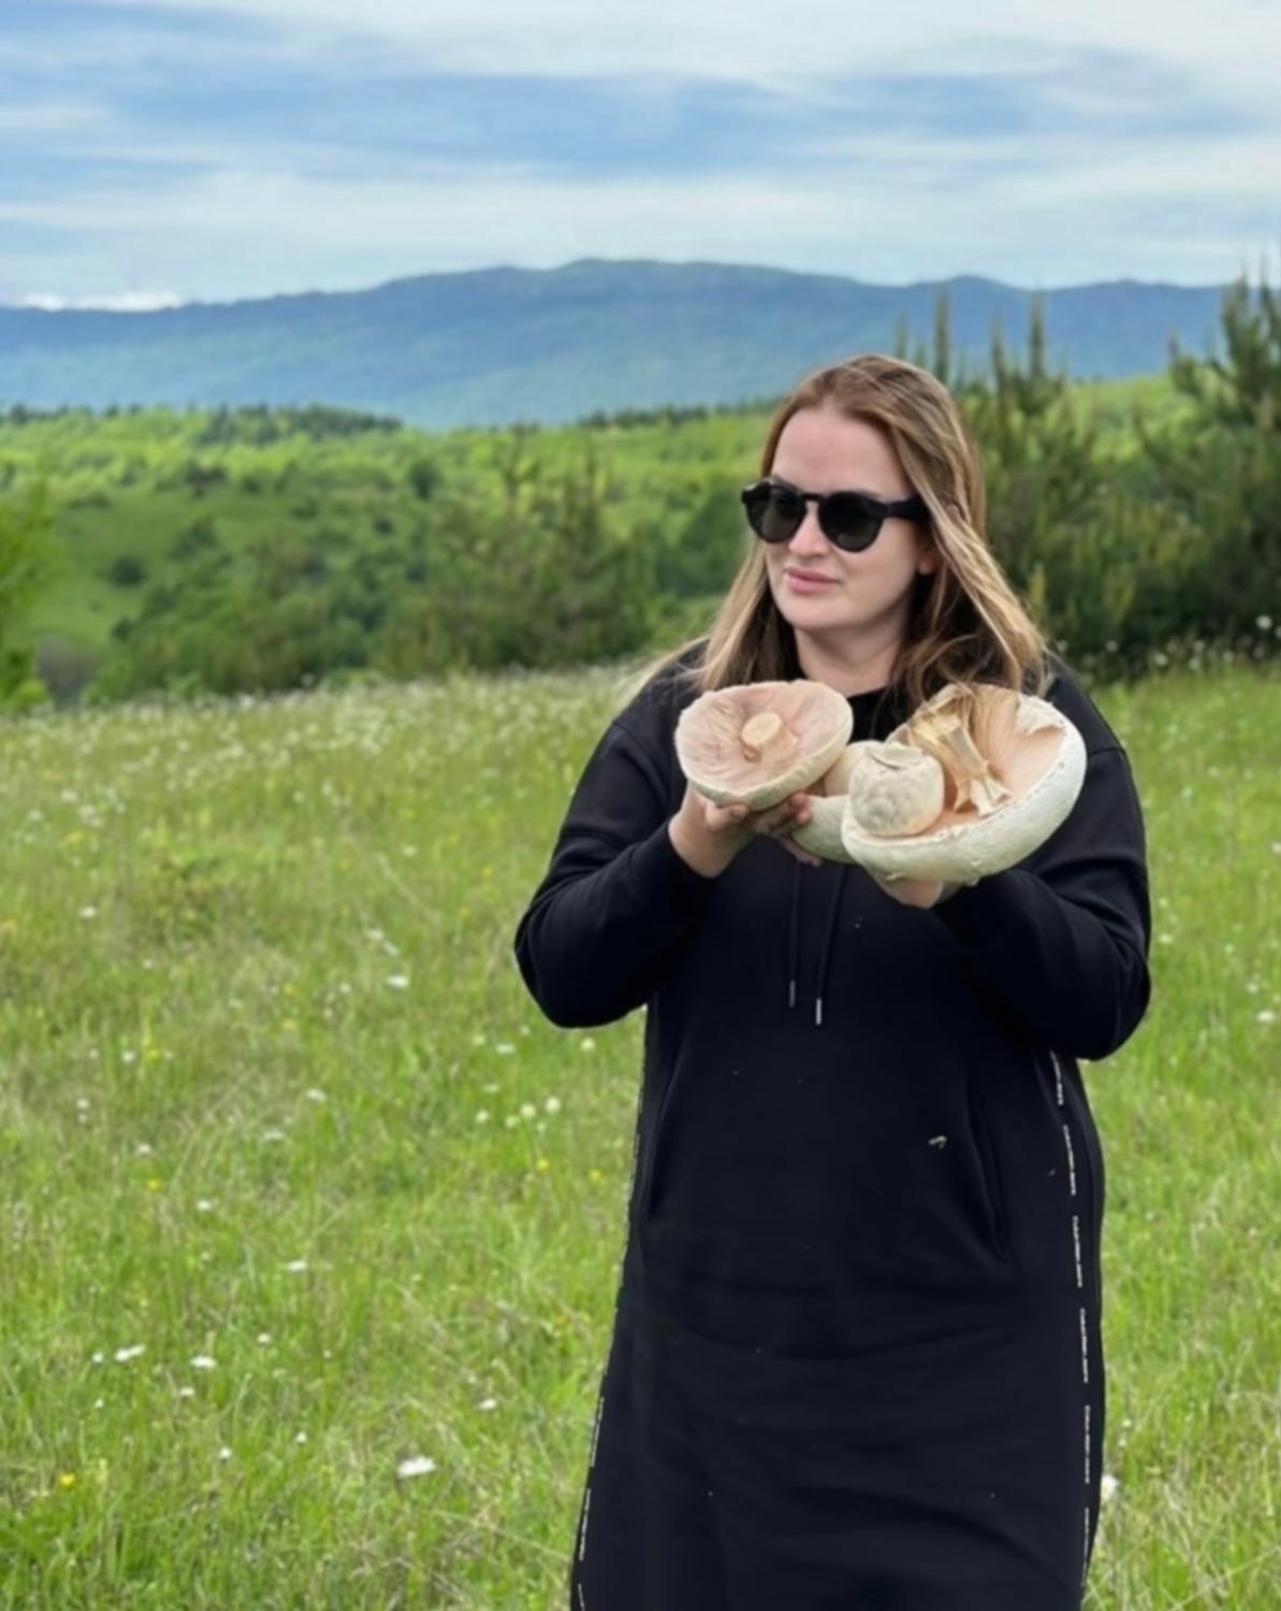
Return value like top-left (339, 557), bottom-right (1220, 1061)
top-left (926, 742), bottom-right (1153, 1061)
top-left (512, 716), bottom-right (719, 1029)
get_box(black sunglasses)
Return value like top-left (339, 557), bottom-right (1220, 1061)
top-left (740, 475), bottom-right (930, 553)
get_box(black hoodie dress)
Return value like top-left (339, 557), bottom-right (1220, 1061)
top-left (512, 639), bottom-right (1153, 1611)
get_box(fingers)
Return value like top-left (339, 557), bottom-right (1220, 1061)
top-left (710, 791), bottom-right (823, 867)
top-left (758, 797), bottom-right (822, 867)
top-left (778, 837), bottom-right (822, 868)
top-left (716, 792), bottom-right (812, 843)
top-left (755, 793), bottom-right (808, 834)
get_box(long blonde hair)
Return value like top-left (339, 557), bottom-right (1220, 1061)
top-left (614, 353), bottom-right (1054, 717)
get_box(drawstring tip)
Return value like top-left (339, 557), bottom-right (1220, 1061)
top-left (814, 997), bottom-right (823, 1027)
top-left (787, 977), bottom-right (796, 1009)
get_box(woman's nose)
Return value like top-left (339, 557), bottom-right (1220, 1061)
top-left (788, 504), bottom-right (830, 552)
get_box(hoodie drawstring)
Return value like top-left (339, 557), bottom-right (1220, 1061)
top-left (786, 856), bottom-right (849, 1029)
top-left (787, 855), bottom-right (800, 1011)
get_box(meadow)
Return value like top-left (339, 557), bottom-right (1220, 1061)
top-left (0, 649), bottom-right (1278, 1607)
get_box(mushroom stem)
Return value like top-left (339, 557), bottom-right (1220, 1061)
top-left (932, 721), bottom-right (1012, 815)
top-left (902, 694), bottom-right (1012, 818)
top-left (738, 709), bottom-right (799, 765)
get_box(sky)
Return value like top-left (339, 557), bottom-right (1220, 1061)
top-left (2, 0), bottom-right (1279, 309)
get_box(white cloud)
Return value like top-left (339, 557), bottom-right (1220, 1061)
top-left (0, 138), bottom-right (1267, 308)
top-left (0, 99), bottom-right (117, 136)
top-left (18, 291), bottom-right (187, 311)
top-left (62, 0), bottom-right (1281, 107)
top-left (0, 23), bottom-right (319, 78)
top-left (5, 2), bottom-right (1276, 302)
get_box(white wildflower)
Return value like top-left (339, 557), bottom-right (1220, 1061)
top-left (396, 1455), bottom-right (437, 1480)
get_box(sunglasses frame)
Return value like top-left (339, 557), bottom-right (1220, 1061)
top-left (740, 474), bottom-right (930, 553)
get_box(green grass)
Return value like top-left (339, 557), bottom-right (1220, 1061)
top-left (0, 653), bottom-right (1277, 1607)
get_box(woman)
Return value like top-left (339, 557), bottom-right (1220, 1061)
top-left (512, 354), bottom-right (1152, 1609)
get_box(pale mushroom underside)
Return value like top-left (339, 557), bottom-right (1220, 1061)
top-left (674, 679), bottom-right (853, 813)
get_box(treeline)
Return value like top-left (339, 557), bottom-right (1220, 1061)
top-left (1, 401), bottom-right (405, 441)
top-left (0, 263), bottom-right (1278, 708)
top-left (574, 391), bottom-right (790, 431)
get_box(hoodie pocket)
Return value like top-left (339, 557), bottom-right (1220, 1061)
top-left (965, 1077), bottom-right (1012, 1263)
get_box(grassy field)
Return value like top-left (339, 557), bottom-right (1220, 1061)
top-left (0, 653), bottom-right (1277, 1607)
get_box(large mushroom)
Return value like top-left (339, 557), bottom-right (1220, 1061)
top-left (674, 680), bottom-right (854, 858)
top-left (675, 677), bottom-right (1086, 884)
top-left (806, 681), bottom-right (1088, 884)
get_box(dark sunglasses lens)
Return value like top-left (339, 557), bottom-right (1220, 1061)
top-left (744, 483), bottom-right (802, 542)
top-left (820, 494), bottom-right (880, 551)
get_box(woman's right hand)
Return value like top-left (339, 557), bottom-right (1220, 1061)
top-left (668, 779), bottom-right (822, 877)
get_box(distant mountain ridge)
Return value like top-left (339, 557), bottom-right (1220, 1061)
top-left (0, 257), bottom-right (1230, 430)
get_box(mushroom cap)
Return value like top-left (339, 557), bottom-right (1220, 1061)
top-left (790, 743), bottom-right (862, 861)
top-left (839, 685), bottom-right (1087, 883)
top-left (674, 679), bottom-right (853, 812)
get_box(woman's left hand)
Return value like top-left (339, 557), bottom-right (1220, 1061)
top-left (868, 872), bottom-right (964, 909)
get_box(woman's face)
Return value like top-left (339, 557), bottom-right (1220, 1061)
top-left (762, 404), bottom-right (939, 657)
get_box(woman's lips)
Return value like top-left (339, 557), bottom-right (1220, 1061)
top-left (785, 568), bottom-right (838, 592)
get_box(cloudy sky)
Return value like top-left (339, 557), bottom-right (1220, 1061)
top-left (2, 0), bottom-right (1279, 309)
